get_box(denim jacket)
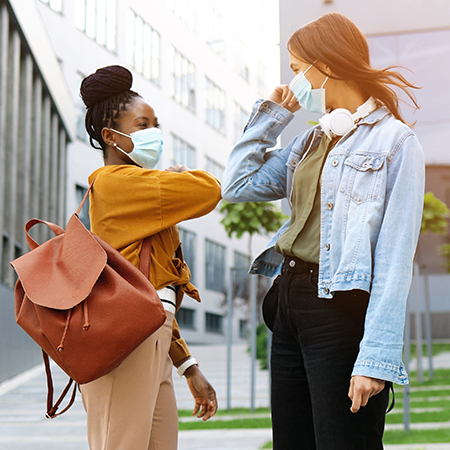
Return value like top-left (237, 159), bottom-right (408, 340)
top-left (222, 99), bottom-right (425, 385)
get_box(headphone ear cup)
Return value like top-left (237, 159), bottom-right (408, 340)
top-left (319, 113), bottom-right (333, 139)
top-left (329, 108), bottom-right (354, 136)
top-left (319, 108), bottom-right (355, 139)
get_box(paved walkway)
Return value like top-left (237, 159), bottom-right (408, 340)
top-left (0, 346), bottom-right (449, 450)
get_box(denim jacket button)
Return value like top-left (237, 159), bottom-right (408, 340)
top-left (327, 202), bottom-right (333, 210)
top-left (324, 287), bottom-right (330, 294)
top-left (262, 102), bottom-right (269, 108)
top-left (325, 243), bottom-right (330, 251)
top-left (332, 160), bottom-right (339, 167)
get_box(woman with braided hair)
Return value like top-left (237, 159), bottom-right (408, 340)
top-left (79, 65), bottom-right (220, 450)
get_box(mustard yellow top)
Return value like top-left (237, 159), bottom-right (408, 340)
top-left (88, 165), bottom-right (221, 365)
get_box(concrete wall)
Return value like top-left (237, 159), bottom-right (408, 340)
top-left (0, 284), bottom-right (41, 382)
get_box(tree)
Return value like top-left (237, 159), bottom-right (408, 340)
top-left (220, 201), bottom-right (287, 371)
top-left (420, 192), bottom-right (449, 272)
top-left (421, 192), bottom-right (449, 235)
top-left (220, 201), bottom-right (287, 260)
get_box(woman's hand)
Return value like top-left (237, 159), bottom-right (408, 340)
top-left (348, 375), bottom-right (385, 413)
top-left (184, 365), bottom-right (218, 421)
top-left (267, 85), bottom-right (301, 113)
top-left (165, 163), bottom-right (190, 173)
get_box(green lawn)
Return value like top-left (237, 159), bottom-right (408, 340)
top-left (178, 348), bottom-right (450, 448)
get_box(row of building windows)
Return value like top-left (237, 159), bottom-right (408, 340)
top-left (44, 2), bottom-right (252, 141)
top-left (40, 0), bottom-right (267, 99)
top-left (176, 307), bottom-right (248, 338)
top-left (179, 232), bottom-right (250, 295)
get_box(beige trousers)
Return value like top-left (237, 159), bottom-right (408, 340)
top-left (80, 311), bottom-right (178, 450)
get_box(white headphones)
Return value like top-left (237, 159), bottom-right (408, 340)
top-left (319, 97), bottom-right (378, 140)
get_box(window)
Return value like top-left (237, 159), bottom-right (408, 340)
top-left (257, 60), bottom-right (267, 97)
top-left (172, 135), bottom-right (196, 168)
top-left (205, 3), bottom-right (225, 57)
top-left (205, 312), bottom-right (223, 334)
top-left (239, 319), bottom-right (248, 339)
top-left (169, 46), bottom-right (196, 111)
top-left (205, 78), bottom-right (226, 133)
top-left (179, 227), bottom-right (196, 283)
top-left (126, 10), bottom-right (160, 84)
top-left (40, 0), bottom-right (63, 12)
top-left (234, 251), bottom-right (250, 298)
top-left (205, 239), bottom-right (226, 292)
top-left (168, 0), bottom-right (196, 31)
top-left (176, 307), bottom-right (196, 329)
top-left (76, 185), bottom-right (90, 229)
top-left (75, 0), bottom-right (116, 51)
top-left (75, 73), bottom-right (89, 143)
top-left (234, 102), bottom-right (249, 141)
top-left (234, 40), bottom-right (249, 82)
top-left (205, 157), bottom-right (224, 180)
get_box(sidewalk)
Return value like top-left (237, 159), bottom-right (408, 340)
top-left (0, 347), bottom-right (450, 450)
top-left (0, 344), bottom-right (270, 450)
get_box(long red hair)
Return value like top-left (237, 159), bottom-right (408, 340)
top-left (287, 13), bottom-right (420, 123)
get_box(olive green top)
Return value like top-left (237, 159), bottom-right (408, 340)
top-left (275, 135), bottom-right (332, 263)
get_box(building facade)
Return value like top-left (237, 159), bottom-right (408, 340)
top-left (19, 0), bottom-right (279, 353)
top-left (0, 0), bottom-right (73, 381)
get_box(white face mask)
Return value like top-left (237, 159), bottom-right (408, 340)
top-left (111, 127), bottom-right (163, 169)
top-left (289, 64), bottom-right (328, 114)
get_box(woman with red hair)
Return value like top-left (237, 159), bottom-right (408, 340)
top-left (223, 13), bottom-right (424, 450)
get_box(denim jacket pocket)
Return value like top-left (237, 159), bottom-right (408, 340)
top-left (339, 155), bottom-right (385, 204)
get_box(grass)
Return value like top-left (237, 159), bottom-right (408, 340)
top-left (409, 342), bottom-right (450, 358)
top-left (384, 429), bottom-right (450, 445)
top-left (178, 407), bottom-right (271, 431)
top-left (178, 407), bottom-right (270, 418)
top-left (179, 344), bottom-right (450, 448)
top-left (179, 416), bottom-right (272, 430)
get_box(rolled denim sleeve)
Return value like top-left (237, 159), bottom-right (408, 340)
top-left (222, 100), bottom-right (295, 203)
top-left (352, 132), bottom-right (425, 385)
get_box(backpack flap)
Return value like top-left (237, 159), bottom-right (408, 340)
top-left (11, 214), bottom-right (107, 310)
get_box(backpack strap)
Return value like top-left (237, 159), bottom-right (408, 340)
top-left (76, 178), bottom-right (96, 216)
top-left (42, 351), bottom-right (77, 419)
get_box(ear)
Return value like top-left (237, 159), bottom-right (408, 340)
top-left (324, 65), bottom-right (333, 77)
top-left (101, 127), bottom-right (116, 147)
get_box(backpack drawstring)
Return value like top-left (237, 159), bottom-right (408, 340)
top-left (57, 301), bottom-right (90, 352)
top-left (83, 300), bottom-right (90, 331)
top-left (57, 309), bottom-right (73, 352)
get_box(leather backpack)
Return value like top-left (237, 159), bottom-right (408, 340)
top-left (10, 181), bottom-right (166, 418)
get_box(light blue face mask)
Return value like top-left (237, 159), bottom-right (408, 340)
top-left (289, 64), bottom-right (328, 114)
top-left (111, 127), bottom-right (163, 169)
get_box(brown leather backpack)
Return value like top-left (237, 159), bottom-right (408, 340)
top-left (10, 182), bottom-right (165, 418)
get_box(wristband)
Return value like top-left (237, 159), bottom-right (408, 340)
top-left (177, 357), bottom-right (198, 377)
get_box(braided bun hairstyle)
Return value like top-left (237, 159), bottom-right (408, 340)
top-left (80, 65), bottom-right (141, 150)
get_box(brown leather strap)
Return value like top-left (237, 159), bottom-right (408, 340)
top-left (76, 178), bottom-right (96, 216)
top-left (42, 351), bottom-right (77, 419)
top-left (25, 219), bottom-right (65, 251)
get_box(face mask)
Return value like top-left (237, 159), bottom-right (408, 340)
top-left (111, 127), bottom-right (163, 169)
top-left (289, 64), bottom-right (328, 114)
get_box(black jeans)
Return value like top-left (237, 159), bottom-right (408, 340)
top-left (271, 256), bottom-right (390, 450)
